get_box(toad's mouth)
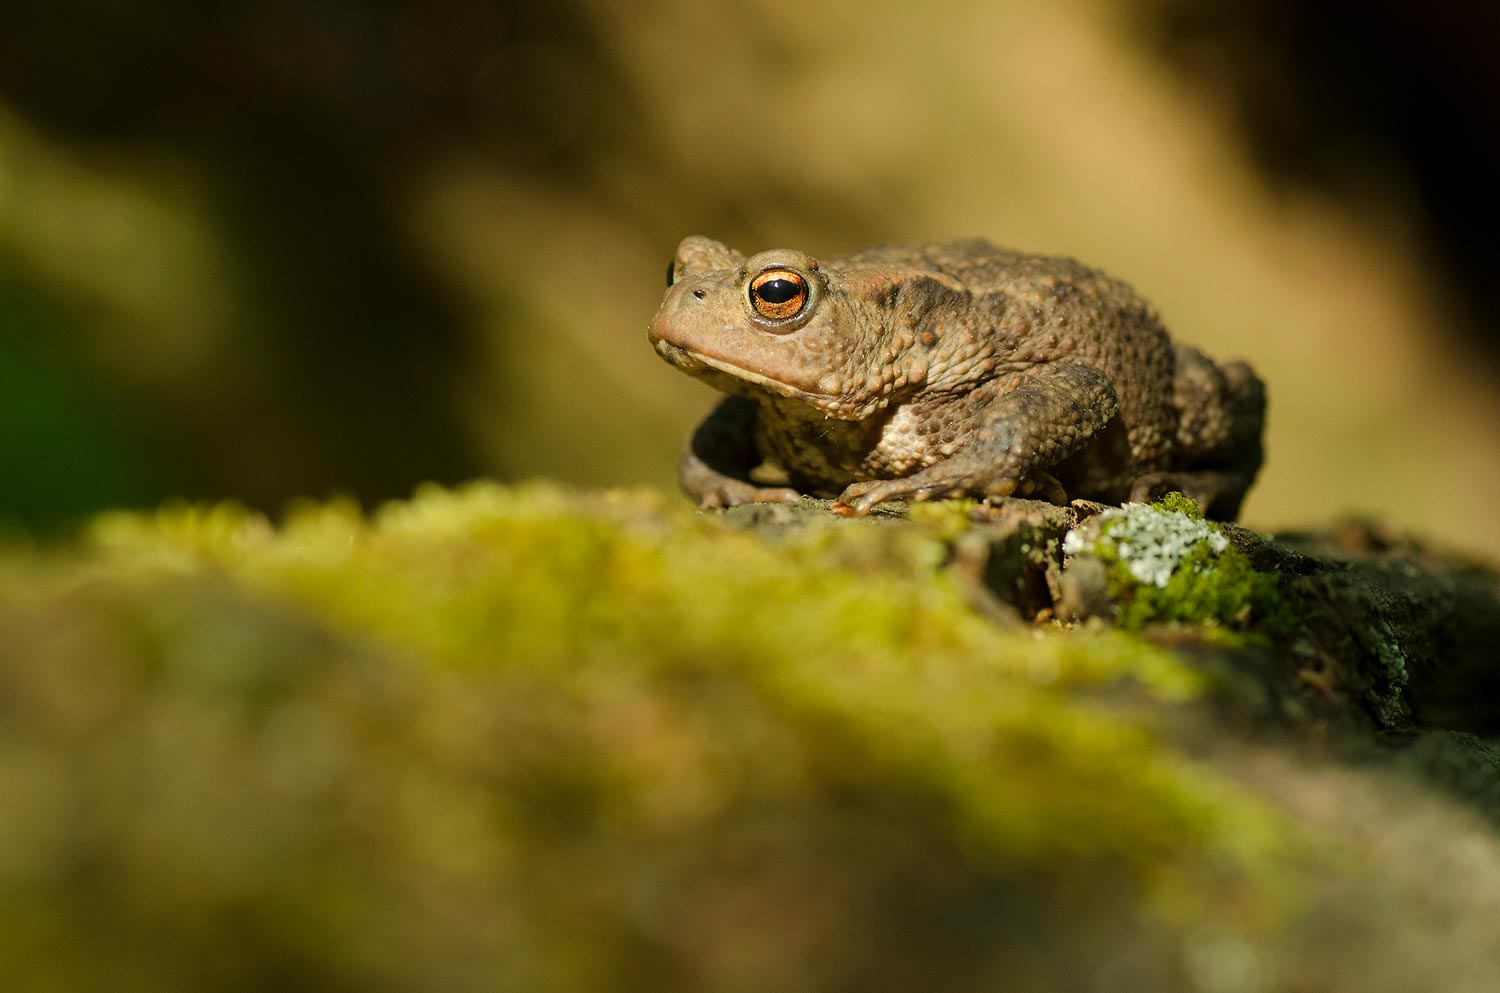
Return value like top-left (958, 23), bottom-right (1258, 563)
top-left (653, 340), bottom-right (834, 406)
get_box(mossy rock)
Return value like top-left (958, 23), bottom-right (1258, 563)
top-left (1, 483), bottom-right (1499, 992)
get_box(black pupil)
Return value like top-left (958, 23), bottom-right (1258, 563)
top-left (666, 260), bottom-right (676, 286)
top-left (755, 278), bottom-right (801, 304)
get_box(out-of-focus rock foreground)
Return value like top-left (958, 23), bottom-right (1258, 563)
top-left (2, 482), bottom-right (1499, 992)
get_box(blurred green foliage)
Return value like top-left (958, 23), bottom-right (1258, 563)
top-left (0, 0), bottom-right (628, 526)
top-left (2, 0), bottom-right (1499, 549)
top-left (0, 277), bottom-right (155, 527)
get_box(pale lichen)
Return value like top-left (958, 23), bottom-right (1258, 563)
top-left (1063, 503), bottom-right (1229, 588)
top-left (1061, 497), bottom-right (1291, 632)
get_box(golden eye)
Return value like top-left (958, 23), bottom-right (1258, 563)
top-left (748, 268), bottom-right (809, 321)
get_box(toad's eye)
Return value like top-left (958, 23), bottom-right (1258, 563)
top-left (748, 268), bottom-right (808, 321)
top-left (666, 259), bottom-right (676, 286)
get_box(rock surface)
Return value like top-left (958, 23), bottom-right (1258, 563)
top-left (1, 483), bottom-right (1498, 992)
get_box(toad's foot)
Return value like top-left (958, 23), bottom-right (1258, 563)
top-left (832, 471), bottom-right (1067, 517)
top-left (690, 477), bottom-right (801, 510)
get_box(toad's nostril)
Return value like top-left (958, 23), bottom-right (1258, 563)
top-left (692, 289), bottom-right (707, 300)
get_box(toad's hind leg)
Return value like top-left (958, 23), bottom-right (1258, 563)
top-left (1140, 347), bottom-right (1266, 520)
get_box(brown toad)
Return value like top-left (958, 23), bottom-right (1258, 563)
top-left (648, 236), bottom-right (1265, 519)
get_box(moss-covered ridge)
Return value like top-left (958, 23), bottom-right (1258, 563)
top-left (79, 484), bottom-right (1265, 870)
top-left (0, 484), bottom-right (1263, 989)
top-left (3, 482), bottom-right (1498, 992)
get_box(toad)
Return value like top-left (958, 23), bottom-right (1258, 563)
top-left (648, 237), bottom-right (1264, 519)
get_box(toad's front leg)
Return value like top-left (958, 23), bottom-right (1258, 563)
top-left (678, 395), bottom-right (801, 509)
top-left (835, 363), bottom-right (1119, 516)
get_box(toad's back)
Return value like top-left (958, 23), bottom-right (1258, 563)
top-left (831, 239), bottom-right (1180, 471)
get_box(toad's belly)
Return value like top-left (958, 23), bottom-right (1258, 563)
top-left (754, 401), bottom-right (948, 494)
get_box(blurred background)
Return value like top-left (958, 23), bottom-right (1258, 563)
top-left (2, 0), bottom-right (1497, 554)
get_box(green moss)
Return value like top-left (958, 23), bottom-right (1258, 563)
top-left (1150, 490), bottom-right (1205, 520)
top-left (904, 497), bottom-right (981, 540)
top-left (1, 484), bottom-right (1315, 991)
